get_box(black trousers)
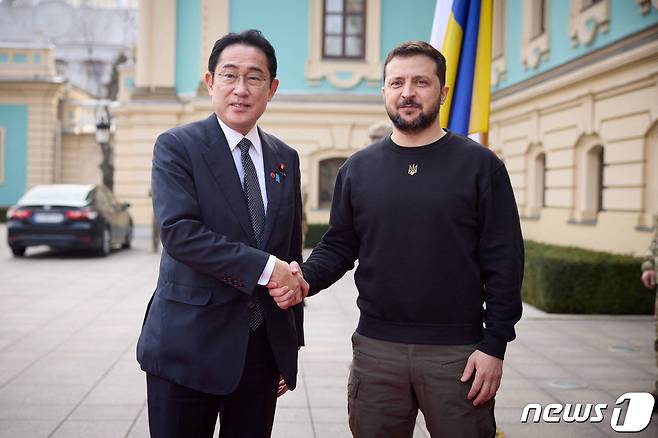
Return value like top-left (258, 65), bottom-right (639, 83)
top-left (146, 326), bottom-right (279, 438)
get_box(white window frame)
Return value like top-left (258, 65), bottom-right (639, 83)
top-left (306, 0), bottom-right (382, 89)
top-left (521, 0), bottom-right (549, 69)
top-left (492, 0), bottom-right (507, 85)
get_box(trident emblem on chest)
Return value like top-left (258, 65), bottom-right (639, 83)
top-left (408, 164), bottom-right (418, 176)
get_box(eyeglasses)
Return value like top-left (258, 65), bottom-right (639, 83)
top-left (214, 71), bottom-right (269, 88)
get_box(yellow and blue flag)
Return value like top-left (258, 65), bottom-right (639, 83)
top-left (430, 0), bottom-right (492, 136)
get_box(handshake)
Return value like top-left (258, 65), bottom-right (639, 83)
top-left (266, 259), bottom-right (309, 309)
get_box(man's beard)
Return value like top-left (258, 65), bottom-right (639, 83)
top-left (387, 98), bottom-right (441, 134)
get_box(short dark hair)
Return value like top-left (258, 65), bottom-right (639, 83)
top-left (383, 41), bottom-right (446, 87)
top-left (207, 29), bottom-right (277, 81)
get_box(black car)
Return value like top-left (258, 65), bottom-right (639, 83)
top-left (6, 184), bottom-right (133, 257)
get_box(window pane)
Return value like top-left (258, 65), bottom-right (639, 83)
top-left (319, 158), bottom-right (346, 209)
top-left (324, 36), bottom-right (342, 56)
top-left (325, 14), bottom-right (343, 34)
top-left (345, 36), bottom-right (363, 57)
top-left (345, 14), bottom-right (363, 35)
top-left (325, 0), bottom-right (343, 13)
top-left (346, 0), bottom-right (364, 13)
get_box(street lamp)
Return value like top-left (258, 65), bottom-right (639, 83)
top-left (95, 105), bottom-right (114, 192)
top-left (95, 116), bottom-right (111, 143)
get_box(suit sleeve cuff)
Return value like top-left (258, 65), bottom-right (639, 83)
top-left (477, 335), bottom-right (508, 360)
top-left (257, 255), bottom-right (276, 286)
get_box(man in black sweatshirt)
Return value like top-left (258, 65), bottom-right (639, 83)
top-left (268, 41), bottom-right (524, 438)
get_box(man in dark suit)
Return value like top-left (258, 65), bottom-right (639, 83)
top-left (137, 30), bottom-right (308, 438)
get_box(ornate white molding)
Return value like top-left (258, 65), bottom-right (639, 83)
top-left (492, 55), bottom-right (507, 86)
top-left (636, 0), bottom-right (658, 14)
top-left (306, 0), bottom-right (382, 89)
top-left (521, 0), bottom-right (549, 69)
top-left (569, 0), bottom-right (610, 48)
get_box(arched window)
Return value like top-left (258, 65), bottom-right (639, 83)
top-left (589, 145), bottom-right (604, 213)
top-left (318, 158), bottom-right (346, 209)
top-left (643, 123), bottom-right (658, 227)
top-left (525, 145), bottom-right (544, 217)
top-left (535, 152), bottom-right (546, 208)
top-left (575, 136), bottom-right (605, 223)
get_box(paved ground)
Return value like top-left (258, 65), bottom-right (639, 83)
top-left (0, 224), bottom-right (657, 438)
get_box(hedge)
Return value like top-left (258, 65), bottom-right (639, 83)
top-left (522, 240), bottom-right (654, 314)
top-left (0, 207), bottom-right (7, 224)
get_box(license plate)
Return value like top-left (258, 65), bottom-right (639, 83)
top-left (33, 212), bottom-right (64, 223)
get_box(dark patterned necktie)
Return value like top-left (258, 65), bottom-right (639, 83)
top-left (238, 137), bottom-right (265, 330)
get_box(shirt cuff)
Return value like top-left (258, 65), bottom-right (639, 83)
top-left (257, 255), bottom-right (276, 286)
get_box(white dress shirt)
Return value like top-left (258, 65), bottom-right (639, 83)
top-left (216, 116), bottom-right (276, 285)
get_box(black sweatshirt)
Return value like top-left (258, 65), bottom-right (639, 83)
top-left (302, 131), bottom-right (524, 359)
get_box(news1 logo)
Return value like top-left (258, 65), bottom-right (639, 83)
top-left (520, 392), bottom-right (655, 432)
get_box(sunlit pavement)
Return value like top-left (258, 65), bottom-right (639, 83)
top-left (0, 224), bottom-right (656, 437)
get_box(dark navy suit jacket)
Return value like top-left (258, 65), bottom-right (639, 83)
top-left (137, 114), bottom-right (304, 395)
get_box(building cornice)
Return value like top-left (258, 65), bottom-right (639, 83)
top-left (492, 24), bottom-right (658, 107)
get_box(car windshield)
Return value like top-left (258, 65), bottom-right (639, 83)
top-left (18, 185), bottom-right (93, 207)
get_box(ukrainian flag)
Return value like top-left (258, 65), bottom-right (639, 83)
top-left (430, 0), bottom-right (492, 136)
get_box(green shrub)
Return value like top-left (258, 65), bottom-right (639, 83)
top-left (0, 206), bottom-right (7, 224)
top-left (522, 240), bottom-right (654, 314)
top-left (304, 223), bottom-right (330, 248)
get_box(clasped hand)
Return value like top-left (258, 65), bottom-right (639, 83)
top-left (266, 259), bottom-right (309, 309)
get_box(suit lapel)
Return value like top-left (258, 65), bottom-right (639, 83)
top-left (260, 129), bottom-right (283, 250)
top-left (200, 115), bottom-right (257, 246)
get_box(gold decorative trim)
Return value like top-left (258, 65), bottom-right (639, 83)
top-left (306, 0), bottom-right (382, 89)
top-left (569, 0), bottom-right (610, 48)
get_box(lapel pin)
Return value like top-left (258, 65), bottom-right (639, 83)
top-left (271, 163), bottom-right (286, 183)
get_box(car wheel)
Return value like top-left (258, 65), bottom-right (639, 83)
top-left (121, 223), bottom-right (133, 249)
top-left (96, 227), bottom-right (111, 257)
top-left (10, 246), bottom-right (26, 257)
